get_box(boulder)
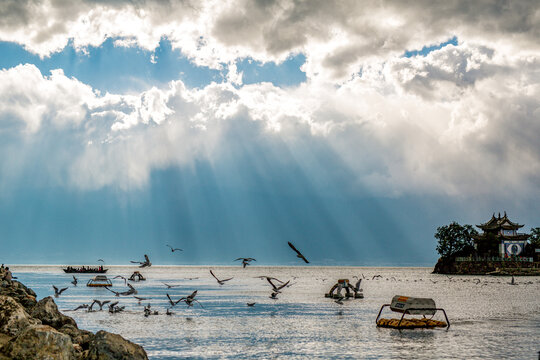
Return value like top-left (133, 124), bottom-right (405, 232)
top-left (31, 296), bottom-right (77, 330)
top-left (2, 324), bottom-right (77, 360)
top-left (0, 296), bottom-right (40, 336)
top-left (0, 282), bottom-right (37, 310)
top-left (59, 324), bottom-right (94, 350)
top-left (86, 330), bottom-right (148, 360)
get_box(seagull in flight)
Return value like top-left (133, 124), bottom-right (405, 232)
top-left (267, 278), bottom-right (290, 293)
top-left (287, 242), bottom-right (309, 263)
top-left (131, 254), bottom-right (152, 268)
top-left (53, 285), bottom-right (68, 297)
top-left (89, 299), bottom-right (110, 311)
top-left (210, 270), bottom-right (233, 285)
top-left (162, 282), bottom-right (181, 289)
top-left (234, 258), bottom-right (256, 268)
top-left (255, 276), bottom-right (284, 283)
top-left (178, 290), bottom-right (203, 308)
top-left (71, 304), bottom-right (89, 311)
top-left (166, 293), bottom-right (179, 307)
top-left (114, 275), bottom-right (128, 285)
top-left (71, 276), bottom-right (78, 286)
top-left (166, 245), bottom-right (183, 252)
top-left (134, 296), bottom-right (149, 305)
top-left (97, 259), bottom-right (104, 262)
top-left (106, 283), bottom-right (137, 296)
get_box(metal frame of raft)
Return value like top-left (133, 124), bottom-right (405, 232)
top-left (376, 295), bottom-right (450, 330)
top-left (86, 275), bottom-right (113, 287)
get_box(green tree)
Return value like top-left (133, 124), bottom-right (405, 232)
top-left (529, 227), bottom-right (540, 248)
top-left (435, 222), bottom-right (478, 259)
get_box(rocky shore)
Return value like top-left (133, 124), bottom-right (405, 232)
top-left (433, 258), bottom-right (540, 275)
top-left (0, 268), bottom-right (148, 360)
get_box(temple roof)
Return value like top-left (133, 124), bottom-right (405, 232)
top-left (476, 212), bottom-right (524, 231)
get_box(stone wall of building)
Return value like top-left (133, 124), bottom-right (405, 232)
top-left (433, 258), bottom-right (540, 275)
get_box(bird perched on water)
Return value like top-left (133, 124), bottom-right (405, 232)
top-left (234, 258), bottom-right (256, 268)
top-left (53, 285), bottom-right (68, 297)
top-left (89, 299), bottom-right (110, 312)
top-left (354, 279), bottom-right (362, 292)
top-left (247, 302), bottom-right (256, 307)
top-left (166, 245), bottom-right (183, 252)
top-left (210, 270), bottom-right (233, 285)
top-left (131, 254), bottom-right (151, 268)
top-left (71, 276), bottom-right (78, 286)
top-left (287, 242), bottom-right (309, 263)
top-left (108, 301), bottom-right (125, 313)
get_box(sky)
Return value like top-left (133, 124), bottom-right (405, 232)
top-left (0, 0), bottom-right (539, 266)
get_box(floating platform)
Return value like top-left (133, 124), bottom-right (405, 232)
top-left (376, 295), bottom-right (449, 330)
top-left (325, 293), bottom-right (363, 299)
top-left (325, 279), bottom-right (363, 299)
top-left (377, 318), bottom-right (447, 329)
top-left (87, 275), bottom-right (112, 287)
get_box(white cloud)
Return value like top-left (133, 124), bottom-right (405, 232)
top-left (0, 39), bottom-right (538, 200)
top-left (0, 1), bottom-right (538, 201)
top-left (0, 0), bottom-right (538, 84)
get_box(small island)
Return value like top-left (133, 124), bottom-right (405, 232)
top-left (433, 212), bottom-right (540, 275)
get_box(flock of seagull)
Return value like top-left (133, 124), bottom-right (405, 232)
top-left (53, 241), bottom-right (311, 316)
top-left (52, 241), bottom-right (538, 317)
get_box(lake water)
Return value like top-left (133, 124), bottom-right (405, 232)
top-left (10, 265), bottom-right (540, 359)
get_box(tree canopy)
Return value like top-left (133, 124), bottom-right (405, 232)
top-left (435, 222), bottom-right (478, 259)
top-left (529, 227), bottom-right (540, 248)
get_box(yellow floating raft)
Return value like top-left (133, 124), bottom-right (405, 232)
top-left (377, 318), bottom-right (447, 329)
top-left (375, 295), bottom-right (450, 329)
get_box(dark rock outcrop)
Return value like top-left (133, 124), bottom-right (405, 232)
top-left (2, 324), bottom-right (77, 360)
top-left (0, 295), bottom-right (40, 336)
top-left (86, 330), bottom-right (148, 360)
top-left (31, 296), bottom-right (77, 330)
top-left (0, 280), bottom-right (37, 309)
top-left (0, 268), bottom-right (148, 360)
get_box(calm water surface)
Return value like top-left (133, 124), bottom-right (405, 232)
top-left (11, 266), bottom-right (540, 359)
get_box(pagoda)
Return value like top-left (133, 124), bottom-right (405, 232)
top-left (474, 212), bottom-right (530, 257)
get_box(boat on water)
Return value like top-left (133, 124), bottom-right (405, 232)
top-left (63, 266), bottom-right (108, 274)
top-left (87, 275), bottom-right (113, 287)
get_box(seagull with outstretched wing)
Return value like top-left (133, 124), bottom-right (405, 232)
top-left (234, 257), bottom-right (256, 268)
top-left (53, 285), bottom-right (68, 297)
top-left (287, 242), bottom-right (309, 263)
top-left (267, 278), bottom-right (290, 293)
top-left (210, 270), bottom-right (233, 285)
top-left (166, 245), bottom-right (183, 252)
top-left (131, 254), bottom-right (151, 268)
top-left (89, 299), bottom-right (110, 311)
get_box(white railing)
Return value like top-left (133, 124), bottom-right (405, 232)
top-left (455, 256), bottom-right (533, 262)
